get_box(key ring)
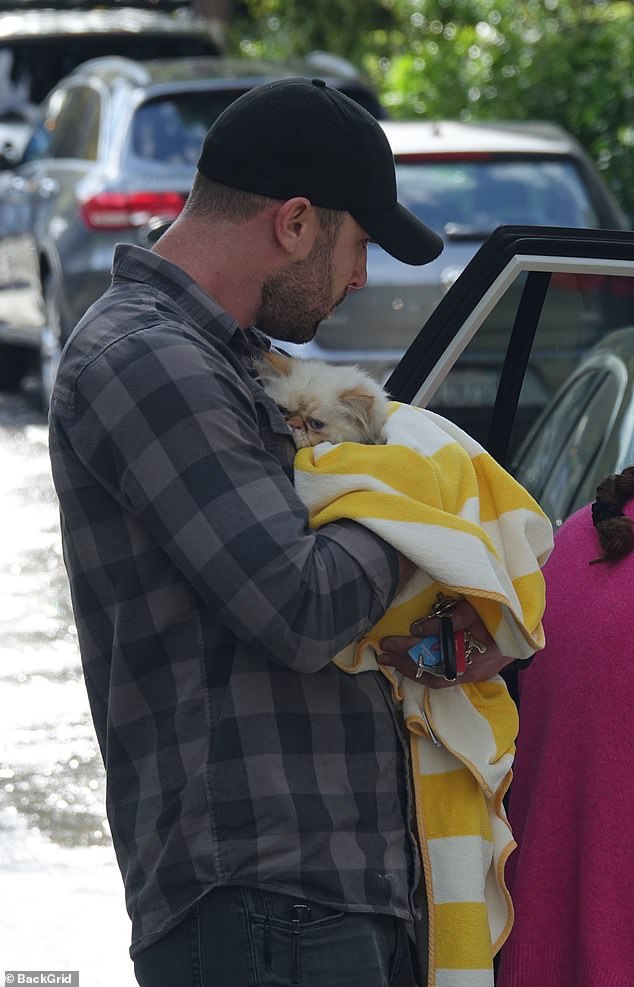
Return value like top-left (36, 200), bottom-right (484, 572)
top-left (408, 593), bottom-right (487, 680)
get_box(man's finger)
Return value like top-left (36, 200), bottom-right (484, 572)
top-left (376, 652), bottom-right (456, 689)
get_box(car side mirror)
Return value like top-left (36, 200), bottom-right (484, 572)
top-left (142, 216), bottom-right (173, 244)
top-left (0, 140), bottom-right (21, 171)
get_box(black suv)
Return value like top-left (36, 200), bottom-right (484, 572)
top-left (0, 0), bottom-right (225, 164)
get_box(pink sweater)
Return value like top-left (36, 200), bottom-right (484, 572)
top-left (496, 502), bottom-right (634, 987)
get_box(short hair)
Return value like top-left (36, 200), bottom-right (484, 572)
top-left (185, 173), bottom-right (344, 236)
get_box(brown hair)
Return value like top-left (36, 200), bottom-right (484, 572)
top-left (590, 465), bottom-right (634, 564)
top-left (185, 174), bottom-right (344, 235)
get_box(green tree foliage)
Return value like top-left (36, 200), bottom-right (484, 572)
top-left (230, 0), bottom-right (634, 220)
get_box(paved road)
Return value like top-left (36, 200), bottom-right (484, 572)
top-left (0, 386), bottom-right (136, 987)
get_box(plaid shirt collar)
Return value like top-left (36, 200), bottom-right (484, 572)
top-left (112, 243), bottom-right (270, 364)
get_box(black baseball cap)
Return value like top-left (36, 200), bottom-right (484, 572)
top-left (197, 77), bottom-right (443, 266)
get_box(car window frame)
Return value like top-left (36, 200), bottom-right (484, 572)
top-left (387, 225), bottom-right (634, 468)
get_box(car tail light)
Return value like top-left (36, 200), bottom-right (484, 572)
top-left (395, 152), bottom-right (494, 163)
top-left (80, 191), bottom-right (186, 230)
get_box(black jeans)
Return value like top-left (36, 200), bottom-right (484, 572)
top-left (133, 886), bottom-right (420, 987)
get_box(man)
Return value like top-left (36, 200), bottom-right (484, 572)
top-left (48, 78), bottom-right (512, 986)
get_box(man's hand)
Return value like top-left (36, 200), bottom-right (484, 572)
top-left (377, 598), bottom-right (514, 689)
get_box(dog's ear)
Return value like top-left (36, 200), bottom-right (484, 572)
top-left (340, 387), bottom-right (375, 423)
top-left (261, 350), bottom-right (292, 376)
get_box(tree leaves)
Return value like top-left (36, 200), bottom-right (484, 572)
top-left (230, 0), bottom-right (633, 220)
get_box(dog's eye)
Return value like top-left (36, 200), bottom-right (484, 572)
top-left (307, 418), bottom-right (325, 431)
top-left (277, 405), bottom-right (289, 416)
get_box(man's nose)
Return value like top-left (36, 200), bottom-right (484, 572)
top-left (348, 257), bottom-right (368, 292)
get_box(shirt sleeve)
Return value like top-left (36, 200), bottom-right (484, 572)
top-left (63, 325), bottom-right (400, 672)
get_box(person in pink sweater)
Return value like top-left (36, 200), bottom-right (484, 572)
top-left (496, 466), bottom-right (634, 987)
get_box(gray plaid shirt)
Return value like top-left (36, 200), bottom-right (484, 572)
top-left (48, 244), bottom-right (421, 957)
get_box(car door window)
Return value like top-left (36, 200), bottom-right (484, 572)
top-left (388, 230), bottom-right (634, 478)
top-left (48, 85), bottom-right (100, 160)
top-left (22, 85), bottom-right (100, 163)
top-left (510, 366), bottom-right (625, 524)
top-left (21, 88), bottom-right (65, 163)
top-left (426, 265), bottom-right (634, 457)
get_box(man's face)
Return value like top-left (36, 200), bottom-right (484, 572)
top-left (256, 214), bottom-right (369, 343)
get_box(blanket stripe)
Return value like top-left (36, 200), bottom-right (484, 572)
top-left (294, 401), bottom-right (553, 987)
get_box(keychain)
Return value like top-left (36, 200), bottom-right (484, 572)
top-left (407, 593), bottom-right (487, 681)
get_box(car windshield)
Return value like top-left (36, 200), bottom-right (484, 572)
top-left (394, 157), bottom-right (601, 236)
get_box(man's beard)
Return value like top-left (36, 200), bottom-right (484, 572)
top-left (255, 230), bottom-right (345, 343)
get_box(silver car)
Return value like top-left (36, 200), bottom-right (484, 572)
top-left (0, 54), bottom-right (385, 401)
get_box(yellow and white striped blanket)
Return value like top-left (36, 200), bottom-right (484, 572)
top-left (294, 401), bottom-right (554, 987)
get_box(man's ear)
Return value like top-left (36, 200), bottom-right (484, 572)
top-left (273, 197), bottom-right (320, 259)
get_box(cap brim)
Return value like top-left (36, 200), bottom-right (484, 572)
top-left (354, 202), bottom-right (444, 266)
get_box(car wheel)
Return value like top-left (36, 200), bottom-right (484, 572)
top-left (0, 342), bottom-right (31, 392)
top-left (39, 276), bottom-right (65, 411)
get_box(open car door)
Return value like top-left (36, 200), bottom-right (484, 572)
top-left (387, 226), bottom-right (634, 699)
top-left (387, 225), bottom-right (634, 479)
